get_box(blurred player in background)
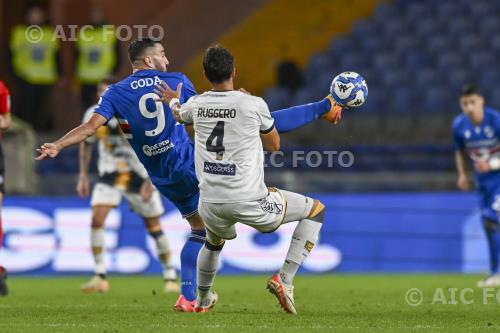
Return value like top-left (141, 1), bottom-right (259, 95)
top-left (0, 80), bottom-right (12, 296)
top-left (453, 84), bottom-right (500, 287)
top-left (77, 78), bottom-right (178, 293)
top-left (158, 45), bottom-right (327, 314)
top-left (36, 38), bottom-right (342, 311)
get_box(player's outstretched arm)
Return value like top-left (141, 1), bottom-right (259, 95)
top-left (271, 96), bottom-right (341, 133)
top-left (36, 113), bottom-right (107, 160)
top-left (454, 150), bottom-right (469, 191)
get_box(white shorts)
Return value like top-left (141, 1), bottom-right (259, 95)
top-left (91, 182), bottom-right (165, 218)
top-left (199, 188), bottom-right (314, 241)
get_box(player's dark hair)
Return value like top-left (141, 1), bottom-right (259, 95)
top-left (128, 38), bottom-right (160, 63)
top-left (460, 84), bottom-right (482, 97)
top-left (203, 44), bottom-right (234, 84)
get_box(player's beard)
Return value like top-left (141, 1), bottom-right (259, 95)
top-left (152, 59), bottom-right (167, 72)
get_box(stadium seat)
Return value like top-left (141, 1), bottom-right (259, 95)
top-left (425, 35), bottom-right (454, 54)
top-left (350, 19), bottom-right (378, 40)
top-left (263, 87), bottom-right (293, 111)
top-left (414, 18), bottom-right (442, 39)
top-left (458, 34), bottom-right (484, 51)
top-left (446, 16), bottom-right (474, 37)
top-left (373, 3), bottom-right (400, 23)
top-left (437, 52), bottom-right (466, 71)
top-left (404, 2), bottom-right (432, 23)
top-left (446, 68), bottom-right (472, 93)
top-left (373, 53), bottom-right (400, 71)
top-left (437, 2), bottom-right (465, 20)
top-left (414, 69), bottom-right (440, 89)
top-left (469, 51), bottom-right (495, 71)
top-left (479, 15), bottom-right (500, 35)
top-left (327, 36), bottom-right (354, 56)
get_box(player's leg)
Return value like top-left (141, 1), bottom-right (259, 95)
top-left (477, 190), bottom-right (500, 287)
top-left (194, 202), bottom-right (238, 313)
top-left (126, 189), bottom-right (179, 292)
top-left (80, 183), bottom-right (121, 293)
top-left (272, 95), bottom-right (342, 133)
top-left (142, 216), bottom-right (180, 292)
top-left (264, 189), bottom-right (325, 314)
top-left (155, 168), bottom-right (206, 311)
top-left (195, 229), bottom-right (223, 313)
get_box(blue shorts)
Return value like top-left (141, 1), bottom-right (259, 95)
top-left (156, 167), bottom-right (200, 218)
top-left (478, 180), bottom-right (500, 222)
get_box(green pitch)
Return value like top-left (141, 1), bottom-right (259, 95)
top-left (1, 274), bottom-right (499, 332)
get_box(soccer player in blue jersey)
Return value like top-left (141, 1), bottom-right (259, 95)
top-left (35, 38), bottom-right (342, 311)
top-left (453, 84), bottom-right (500, 287)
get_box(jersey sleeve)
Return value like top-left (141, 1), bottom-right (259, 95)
top-left (452, 118), bottom-right (464, 151)
top-left (256, 97), bottom-right (275, 134)
top-left (93, 87), bottom-right (116, 122)
top-left (178, 97), bottom-right (195, 124)
top-left (0, 82), bottom-right (11, 115)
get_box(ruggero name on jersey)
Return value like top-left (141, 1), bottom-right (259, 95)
top-left (197, 107), bottom-right (236, 118)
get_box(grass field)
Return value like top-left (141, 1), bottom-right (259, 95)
top-left (1, 274), bottom-right (499, 332)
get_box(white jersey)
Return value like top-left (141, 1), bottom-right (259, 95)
top-left (179, 90), bottom-right (275, 203)
top-left (83, 105), bottom-right (148, 178)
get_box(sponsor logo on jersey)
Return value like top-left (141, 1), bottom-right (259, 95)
top-left (305, 240), bottom-right (315, 252)
top-left (258, 198), bottom-right (283, 215)
top-left (197, 107), bottom-right (236, 118)
top-left (203, 161), bottom-right (236, 175)
top-left (142, 139), bottom-right (175, 157)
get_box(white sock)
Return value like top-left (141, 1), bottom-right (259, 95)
top-left (279, 219), bottom-right (322, 285)
top-left (91, 228), bottom-right (106, 275)
top-left (197, 245), bottom-right (221, 298)
top-left (149, 231), bottom-right (175, 280)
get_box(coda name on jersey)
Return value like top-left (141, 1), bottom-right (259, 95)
top-left (197, 107), bottom-right (236, 118)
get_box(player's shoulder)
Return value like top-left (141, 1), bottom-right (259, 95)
top-left (236, 91), bottom-right (267, 107)
top-left (485, 106), bottom-right (500, 117)
top-left (452, 113), bottom-right (467, 129)
top-left (155, 71), bottom-right (190, 83)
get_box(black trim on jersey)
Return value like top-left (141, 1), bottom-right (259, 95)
top-left (260, 122), bottom-right (275, 134)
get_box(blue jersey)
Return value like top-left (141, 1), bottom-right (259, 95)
top-left (93, 70), bottom-right (197, 185)
top-left (453, 107), bottom-right (500, 185)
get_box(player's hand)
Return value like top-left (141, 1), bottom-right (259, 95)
top-left (474, 159), bottom-right (491, 173)
top-left (140, 179), bottom-right (154, 202)
top-left (35, 143), bottom-right (60, 160)
top-left (154, 81), bottom-right (182, 104)
top-left (76, 175), bottom-right (90, 198)
top-left (457, 174), bottom-right (470, 191)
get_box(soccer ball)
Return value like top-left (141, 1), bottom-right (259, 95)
top-left (330, 71), bottom-right (368, 108)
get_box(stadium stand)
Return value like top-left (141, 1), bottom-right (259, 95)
top-left (265, 0), bottom-right (500, 144)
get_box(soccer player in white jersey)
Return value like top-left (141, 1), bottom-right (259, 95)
top-left (78, 78), bottom-right (178, 293)
top-left (156, 45), bottom-right (326, 314)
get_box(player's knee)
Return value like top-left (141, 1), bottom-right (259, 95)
top-left (204, 239), bottom-right (225, 252)
top-left (308, 199), bottom-right (325, 223)
top-left (91, 215), bottom-right (105, 228)
top-left (144, 217), bottom-right (161, 232)
top-left (186, 213), bottom-right (205, 230)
